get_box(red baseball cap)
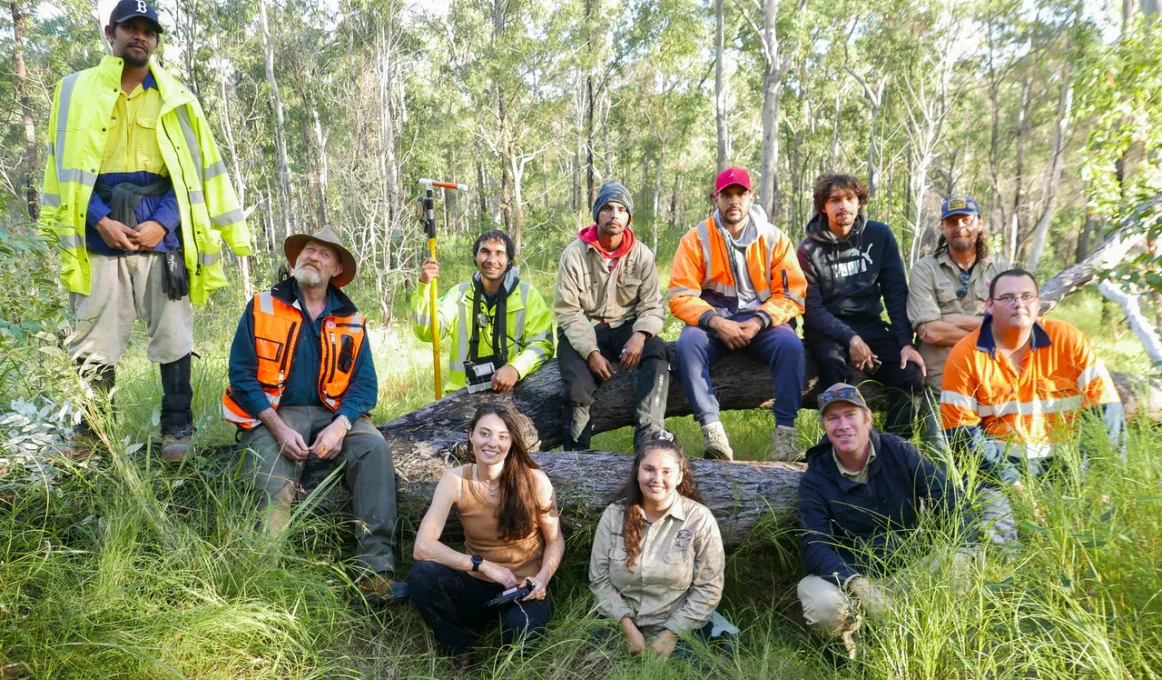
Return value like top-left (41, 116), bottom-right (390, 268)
top-left (715, 167), bottom-right (752, 193)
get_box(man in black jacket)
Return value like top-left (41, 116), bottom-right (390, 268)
top-left (797, 174), bottom-right (926, 437)
top-left (797, 383), bottom-right (970, 657)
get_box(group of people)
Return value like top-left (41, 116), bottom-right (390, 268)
top-left (40, 0), bottom-right (1128, 668)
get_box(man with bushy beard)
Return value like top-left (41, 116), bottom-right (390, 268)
top-left (907, 197), bottom-right (1009, 451)
top-left (223, 228), bottom-right (400, 603)
top-left (796, 174), bottom-right (926, 440)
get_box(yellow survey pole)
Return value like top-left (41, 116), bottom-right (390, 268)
top-left (420, 179), bottom-right (469, 400)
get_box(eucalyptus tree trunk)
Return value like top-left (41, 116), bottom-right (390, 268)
top-left (257, 0), bottom-right (295, 238)
top-left (1025, 71), bottom-right (1074, 273)
top-left (715, 0), bottom-right (729, 173)
top-left (11, 0), bottom-right (37, 221)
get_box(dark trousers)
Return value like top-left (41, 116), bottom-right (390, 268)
top-left (806, 318), bottom-right (925, 438)
top-left (675, 315), bottom-right (805, 428)
top-left (558, 322), bottom-right (670, 450)
top-left (408, 560), bottom-right (553, 655)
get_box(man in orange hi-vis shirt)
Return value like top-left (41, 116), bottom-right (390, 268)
top-left (941, 269), bottom-right (1125, 485)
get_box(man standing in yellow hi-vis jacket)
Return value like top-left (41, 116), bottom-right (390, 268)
top-left (41, 0), bottom-right (250, 461)
top-left (411, 230), bottom-right (554, 393)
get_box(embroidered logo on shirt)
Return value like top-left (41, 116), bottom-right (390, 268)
top-left (674, 529), bottom-right (693, 549)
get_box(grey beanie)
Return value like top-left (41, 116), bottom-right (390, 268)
top-left (593, 181), bottom-right (634, 224)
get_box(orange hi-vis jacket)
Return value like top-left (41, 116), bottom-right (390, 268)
top-left (940, 316), bottom-right (1121, 463)
top-left (668, 213), bottom-right (807, 328)
top-left (222, 288), bottom-right (367, 429)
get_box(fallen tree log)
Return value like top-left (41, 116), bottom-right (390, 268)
top-left (306, 214), bottom-right (1160, 548)
top-left (378, 453), bottom-right (803, 548)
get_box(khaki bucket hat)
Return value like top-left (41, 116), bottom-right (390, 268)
top-left (284, 226), bottom-right (357, 288)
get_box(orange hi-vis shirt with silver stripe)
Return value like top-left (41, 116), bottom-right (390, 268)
top-left (668, 215), bottom-right (807, 327)
top-left (940, 315), bottom-right (1121, 459)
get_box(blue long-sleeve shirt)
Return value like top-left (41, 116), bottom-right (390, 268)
top-left (228, 280), bottom-right (378, 424)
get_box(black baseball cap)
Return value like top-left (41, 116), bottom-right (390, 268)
top-left (110, 0), bottom-right (164, 33)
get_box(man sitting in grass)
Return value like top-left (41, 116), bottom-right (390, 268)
top-left (411, 229), bottom-right (554, 394)
top-left (797, 383), bottom-right (970, 659)
top-left (222, 227), bottom-right (399, 603)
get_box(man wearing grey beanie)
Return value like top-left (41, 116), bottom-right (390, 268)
top-left (554, 181), bottom-right (669, 452)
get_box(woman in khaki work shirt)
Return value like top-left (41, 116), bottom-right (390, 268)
top-left (589, 435), bottom-right (726, 658)
top-left (409, 404), bottom-right (565, 669)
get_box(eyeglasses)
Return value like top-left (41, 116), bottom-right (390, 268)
top-left (992, 293), bottom-right (1039, 305)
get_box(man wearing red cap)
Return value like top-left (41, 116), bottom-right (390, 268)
top-left (669, 168), bottom-right (808, 461)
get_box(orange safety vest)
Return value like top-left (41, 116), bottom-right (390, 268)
top-left (222, 289), bottom-right (367, 429)
top-left (668, 215), bottom-right (807, 327)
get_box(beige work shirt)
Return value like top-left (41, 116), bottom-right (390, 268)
top-left (589, 495), bottom-right (725, 636)
top-left (907, 250), bottom-right (1009, 390)
top-left (554, 237), bottom-right (665, 358)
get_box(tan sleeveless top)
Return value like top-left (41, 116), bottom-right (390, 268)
top-left (458, 465), bottom-right (545, 581)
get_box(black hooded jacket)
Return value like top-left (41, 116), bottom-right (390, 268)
top-left (796, 213), bottom-right (913, 347)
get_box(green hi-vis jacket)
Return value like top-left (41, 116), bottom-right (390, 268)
top-left (411, 269), bottom-right (555, 391)
top-left (40, 56), bottom-right (251, 304)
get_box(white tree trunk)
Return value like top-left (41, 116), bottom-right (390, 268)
top-left (257, 0), bottom-right (295, 238)
top-left (1025, 72), bottom-right (1074, 273)
top-left (1098, 280), bottom-right (1162, 364)
top-left (715, 0), bottom-right (729, 173)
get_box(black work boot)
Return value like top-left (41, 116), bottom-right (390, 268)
top-left (160, 353), bottom-right (194, 462)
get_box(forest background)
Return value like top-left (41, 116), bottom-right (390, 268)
top-left (1, 0), bottom-right (1161, 678)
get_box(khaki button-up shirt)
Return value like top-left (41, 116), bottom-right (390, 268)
top-left (907, 250), bottom-right (1009, 389)
top-left (589, 495), bottom-right (725, 636)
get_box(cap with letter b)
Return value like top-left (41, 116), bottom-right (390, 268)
top-left (110, 0), bottom-right (164, 33)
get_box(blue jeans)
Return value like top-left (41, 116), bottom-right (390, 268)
top-left (675, 315), bottom-right (805, 428)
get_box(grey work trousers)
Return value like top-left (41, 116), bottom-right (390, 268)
top-left (241, 405), bottom-right (397, 574)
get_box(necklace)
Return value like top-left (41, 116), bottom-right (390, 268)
top-left (473, 464), bottom-right (499, 498)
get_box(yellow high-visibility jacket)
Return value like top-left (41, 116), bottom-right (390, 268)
top-left (411, 269), bottom-right (554, 391)
top-left (40, 56), bottom-right (250, 304)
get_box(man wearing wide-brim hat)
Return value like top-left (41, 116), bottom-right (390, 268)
top-left (223, 226), bottom-right (399, 601)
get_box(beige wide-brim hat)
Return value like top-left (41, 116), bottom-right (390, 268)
top-left (284, 226), bottom-right (357, 288)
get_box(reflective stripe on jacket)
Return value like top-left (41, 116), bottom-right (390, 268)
top-left (410, 268), bottom-right (554, 391)
top-left (940, 316), bottom-right (1121, 457)
top-left (668, 212), bottom-right (807, 328)
top-left (40, 56), bottom-right (250, 304)
top-left (223, 290), bottom-right (366, 428)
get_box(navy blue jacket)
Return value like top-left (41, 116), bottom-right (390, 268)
top-left (798, 429), bottom-right (964, 587)
top-left (227, 278), bottom-right (378, 423)
top-left (796, 213), bottom-right (913, 347)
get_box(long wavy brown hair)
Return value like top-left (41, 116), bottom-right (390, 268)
top-left (467, 403), bottom-right (551, 542)
top-left (609, 436), bottom-right (701, 571)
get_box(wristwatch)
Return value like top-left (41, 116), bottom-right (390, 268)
top-left (471, 554), bottom-right (484, 572)
top-left (334, 414), bottom-right (352, 432)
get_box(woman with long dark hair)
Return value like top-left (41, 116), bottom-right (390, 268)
top-left (409, 403), bottom-right (564, 668)
top-left (589, 434), bottom-right (726, 658)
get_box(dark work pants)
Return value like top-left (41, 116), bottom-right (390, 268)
top-left (558, 322), bottom-right (670, 451)
top-left (806, 318), bottom-right (925, 438)
top-left (674, 315), bottom-right (805, 428)
top-left (407, 560), bottom-right (554, 655)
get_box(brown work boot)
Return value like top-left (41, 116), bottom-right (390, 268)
top-left (50, 431), bottom-right (97, 460)
top-left (161, 426), bottom-right (194, 463)
top-left (356, 571), bottom-right (406, 606)
top-left (769, 425), bottom-right (803, 462)
top-left (453, 649), bottom-right (481, 675)
top-left (701, 422), bottom-right (734, 461)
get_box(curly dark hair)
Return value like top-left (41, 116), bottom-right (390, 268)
top-left (608, 436), bottom-right (701, 572)
top-left (472, 230), bottom-right (516, 270)
top-left (812, 174), bottom-right (869, 215)
top-left (467, 403), bottom-right (550, 541)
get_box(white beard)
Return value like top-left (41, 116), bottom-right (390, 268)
top-left (294, 264), bottom-right (326, 287)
